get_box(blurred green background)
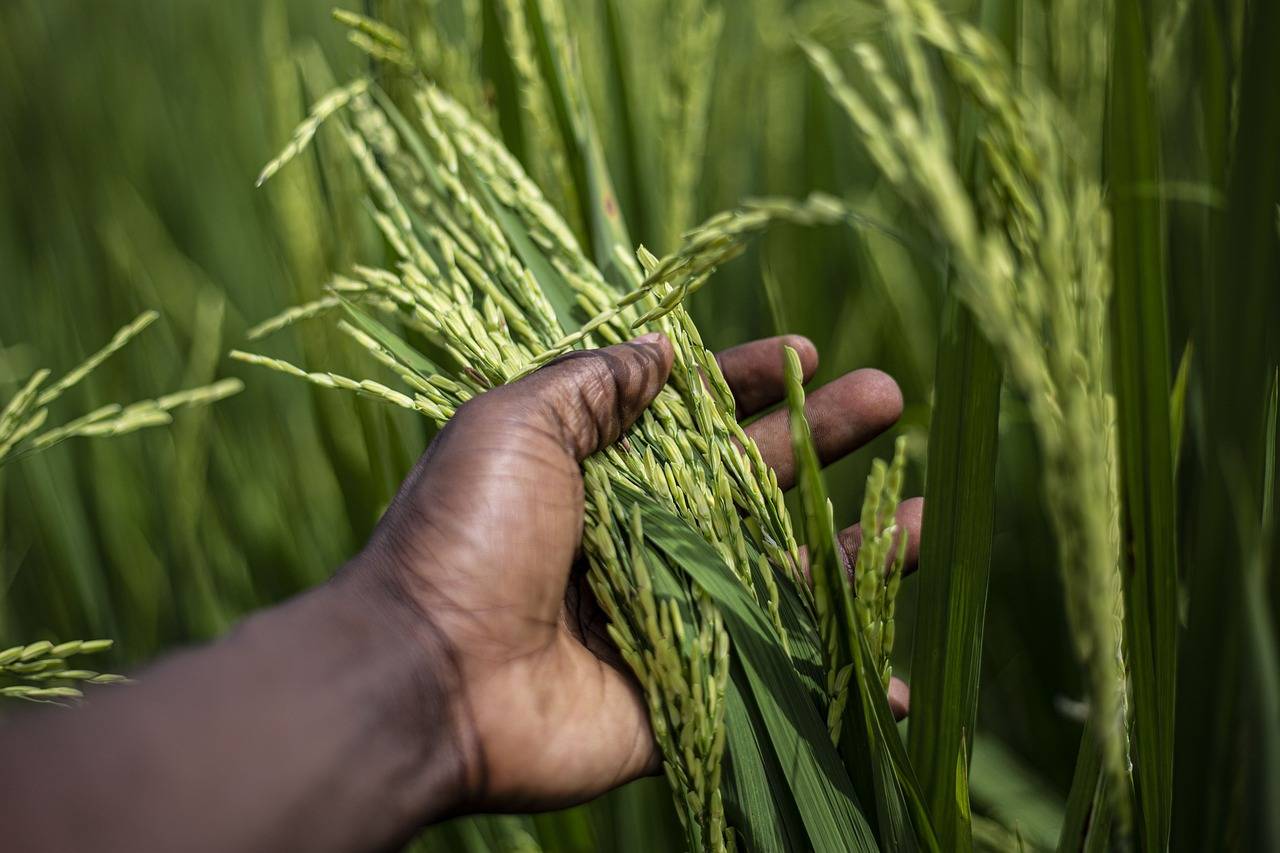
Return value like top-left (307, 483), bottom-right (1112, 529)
top-left (3, 0), bottom-right (1246, 849)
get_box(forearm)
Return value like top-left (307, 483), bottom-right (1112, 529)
top-left (0, 564), bottom-right (470, 853)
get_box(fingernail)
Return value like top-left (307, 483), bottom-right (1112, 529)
top-left (634, 332), bottom-right (663, 344)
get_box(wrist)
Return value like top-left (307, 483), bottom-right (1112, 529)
top-left (321, 556), bottom-right (479, 826)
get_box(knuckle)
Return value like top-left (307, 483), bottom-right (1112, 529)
top-left (544, 354), bottom-right (625, 456)
top-left (576, 358), bottom-right (621, 412)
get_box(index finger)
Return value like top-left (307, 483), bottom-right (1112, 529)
top-left (714, 335), bottom-right (819, 418)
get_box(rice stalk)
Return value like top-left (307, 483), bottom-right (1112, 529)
top-left (255, 78), bottom-right (372, 188)
top-left (0, 313), bottom-right (243, 702)
top-left (0, 314), bottom-right (243, 467)
top-left (358, 1), bottom-right (490, 123)
top-left (1043, 0), bottom-right (1111, 142)
top-left (494, 0), bottom-right (583, 236)
top-left (0, 638), bottom-right (126, 704)
top-left (853, 435), bottom-right (908, 690)
top-left (510, 193), bottom-right (904, 375)
top-left (805, 0), bottom-right (1131, 825)
top-left (656, 0), bottom-right (723, 250)
top-left (34, 310), bottom-right (159, 407)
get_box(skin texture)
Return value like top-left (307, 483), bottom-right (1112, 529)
top-left (0, 333), bottom-right (922, 853)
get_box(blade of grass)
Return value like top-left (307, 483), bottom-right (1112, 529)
top-left (969, 734), bottom-right (1064, 850)
top-left (1265, 368), bottom-right (1278, 538)
top-left (904, 293), bottom-right (1000, 853)
top-left (479, 179), bottom-right (582, 333)
top-left (1242, 368), bottom-right (1280, 848)
top-left (1057, 720), bottom-right (1108, 853)
top-left (849, 621), bottom-right (942, 853)
top-left (339, 302), bottom-right (443, 379)
top-left (784, 346), bottom-right (940, 852)
top-left (1174, 1), bottom-right (1280, 849)
top-left (955, 739), bottom-right (972, 846)
top-left (905, 1), bottom-right (1013, 846)
top-left (781, 344), bottom-right (883, 837)
top-left (720, 665), bottom-right (810, 853)
top-left (597, 0), bottom-right (649, 245)
top-left (523, 0), bottom-right (633, 281)
top-left (759, 262), bottom-right (791, 339)
top-left (1106, 1), bottom-right (1178, 847)
top-left (1169, 342), bottom-right (1192, 471)
top-left (479, 0), bottom-right (527, 164)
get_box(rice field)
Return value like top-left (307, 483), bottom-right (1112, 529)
top-left (1, 0), bottom-right (1276, 850)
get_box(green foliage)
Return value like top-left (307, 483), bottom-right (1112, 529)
top-left (1106, 2), bottom-right (1178, 844)
top-left (0, 312), bottom-right (240, 704)
top-left (2, 0), bottom-right (1275, 850)
top-left (1173, 1), bottom-right (1280, 849)
top-left (902, 0), bottom-right (1012, 844)
top-left (908, 293), bottom-right (1001, 852)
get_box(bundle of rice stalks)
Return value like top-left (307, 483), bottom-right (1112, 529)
top-left (238, 9), bottom-right (921, 850)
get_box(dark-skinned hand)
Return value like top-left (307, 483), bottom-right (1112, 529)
top-left (359, 331), bottom-right (922, 814)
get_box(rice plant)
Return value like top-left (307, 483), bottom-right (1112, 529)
top-left (3, 0), bottom-right (1276, 850)
top-left (0, 312), bottom-right (239, 703)
top-left (0, 311), bottom-right (242, 467)
top-left (805, 0), bottom-right (1133, 833)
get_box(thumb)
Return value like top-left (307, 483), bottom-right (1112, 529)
top-left (513, 333), bottom-right (674, 461)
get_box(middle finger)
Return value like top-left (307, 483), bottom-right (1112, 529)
top-left (743, 367), bottom-right (903, 490)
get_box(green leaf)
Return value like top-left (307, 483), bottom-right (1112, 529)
top-left (1265, 368), bottom-right (1279, 530)
top-left (478, 179), bottom-right (582, 334)
top-left (781, 343), bottom-right (872, 806)
top-left (782, 345), bottom-right (939, 852)
top-left (1242, 367), bottom-right (1280, 848)
top-left (904, 294), bottom-right (1000, 853)
top-left (969, 734), bottom-right (1064, 850)
top-left (851, 620), bottom-right (942, 853)
top-left (721, 665), bottom-right (809, 853)
top-left (370, 86), bottom-right (448, 198)
top-left (1173, 2), bottom-right (1280, 850)
top-left (847, 622), bottom-right (940, 853)
top-left (523, 0), bottom-right (633, 281)
top-left (760, 262), bottom-right (792, 339)
top-left (1106, 1), bottom-right (1178, 847)
top-left (339, 301), bottom-right (442, 379)
top-left (1059, 717), bottom-right (1111, 850)
top-left (597, 0), bottom-right (650, 246)
top-left (956, 738), bottom-right (972, 837)
top-left (1169, 341), bottom-right (1192, 471)
top-left (905, 2), bottom-right (1010, 846)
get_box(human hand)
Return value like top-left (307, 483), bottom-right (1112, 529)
top-left (351, 332), bottom-right (922, 817)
